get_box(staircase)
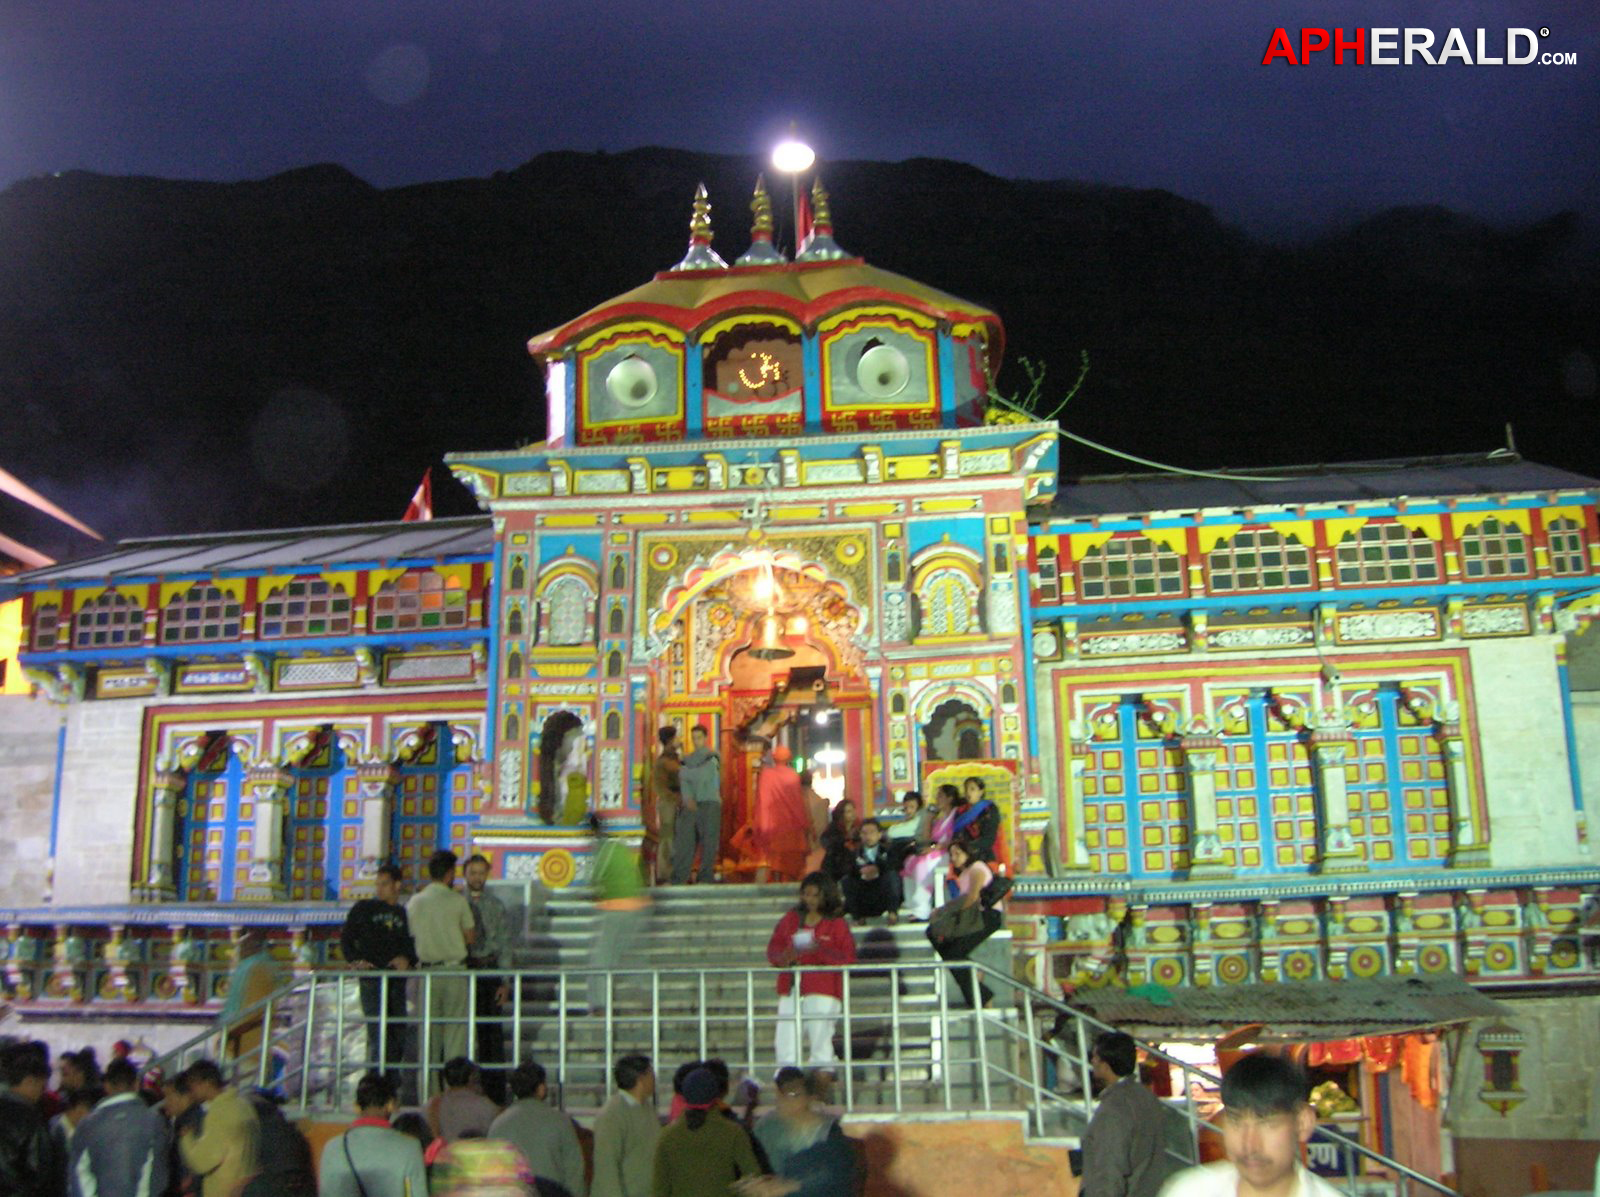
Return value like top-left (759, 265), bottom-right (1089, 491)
top-left (149, 881), bottom-right (1457, 1197)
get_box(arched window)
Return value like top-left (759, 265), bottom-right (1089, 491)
top-left (917, 566), bottom-right (977, 637)
top-left (605, 650), bottom-right (624, 677)
top-left (1458, 518), bottom-right (1531, 579)
top-left (370, 571), bottom-right (468, 632)
top-left (545, 576), bottom-right (594, 646)
top-left (73, 592), bottom-right (145, 648)
top-left (1035, 546), bottom-right (1059, 602)
top-left (610, 555), bottom-right (628, 590)
top-left (162, 584), bottom-right (243, 643)
top-left (506, 649), bottom-right (523, 678)
top-left (607, 604), bottom-right (625, 635)
top-left (1207, 529), bottom-right (1312, 593)
top-left (259, 577), bottom-right (351, 638)
top-left (30, 604), bottom-right (60, 651)
top-left (1547, 517), bottom-right (1588, 576)
top-left (886, 550), bottom-right (903, 584)
top-left (604, 710), bottom-right (622, 740)
top-left (1001, 681), bottom-right (1018, 706)
top-left (509, 557), bottom-right (527, 591)
top-left (1078, 536), bottom-right (1184, 600)
top-left (506, 606), bottom-right (524, 637)
top-left (1335, 524), bottom-right (1440, 585)
top-left (505, 711), bottom-right (520, 741)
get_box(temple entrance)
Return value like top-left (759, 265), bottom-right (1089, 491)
top-left (644, 548), bottom-right (875, 878)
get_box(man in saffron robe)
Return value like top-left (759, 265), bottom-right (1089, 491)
top-left (755, 745), bottom-right (812, 882)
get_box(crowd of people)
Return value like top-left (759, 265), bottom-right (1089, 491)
top-left (2, 1026), bottom-right (1350, 1197)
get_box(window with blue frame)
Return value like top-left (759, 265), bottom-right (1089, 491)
top-left (1212, 692), bottom-right (1318, 873)
top-left (392, 725), bottom-right (478, 887)
top-left (178, 745), bottom-right (248, 901)
top-left (1080, 696), bottom-right (1190, 878)
top-left (1344, 684), bottom-right (1451, 867)
top-left (284, 735), bottom-right (359, 901)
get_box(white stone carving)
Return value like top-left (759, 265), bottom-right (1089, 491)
top-left (503, 473), bottom-right (552, 496)
top-left (959, 449), bottom-right (1012, 476)
top-left (1209, 625), bottom-right (1313, 649)
top-left (1032, 627), bottom-right (1059, 659)
top-left (805, 461), bottom-right (866, 484)
top-left (504, 854), bottom-right (540, 880)
top-left (497, 747), bottom-right (523, 809)
top-left (387, 654), bottom-right (474, 681)
top-left (1461, 605), bottom-right (1529, 636)
top-left (987, 576), bottom-right (1019, 635)
top-left (574, 471), bottom-right (630, 494)
top-left (882, 591), bottom-right (910, 642)
top-left (1080, 632), bottom-right (1186, 656)
top-left (278, 659), bottom-right (360, 687)
top-left (546, 577), bottom-right (593, 646)
top-left (599, 747), bottom-right (624, 810)
top-left (1336, 610), bottom-right (1439, 642)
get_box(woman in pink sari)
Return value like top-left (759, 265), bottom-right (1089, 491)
top-left (901, 783), bottom-right (959, 920)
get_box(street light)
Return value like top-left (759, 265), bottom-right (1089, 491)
top-left (770, 135), bottom-right (814, 254)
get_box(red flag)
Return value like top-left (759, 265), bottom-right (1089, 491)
top-left (796, 188), bottom-right (813, 248)
top-left (402, 468), bottom-right (433, 522)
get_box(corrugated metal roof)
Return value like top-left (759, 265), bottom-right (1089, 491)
top-left (1052, 454), bottom-right (1600, 521)
top-left (1072, 976), bottom-right (1507, 1041)
top-left (8, 516), bottom-right (494, 586)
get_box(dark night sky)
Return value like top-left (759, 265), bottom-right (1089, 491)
top-left (0, 1), bottom-right (1596, 237)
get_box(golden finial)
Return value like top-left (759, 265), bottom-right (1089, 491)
top-left (689, 182), bottom-right (714, 245)
top-left (810, 176), bottom-right (833, 232)
top-left (751, 175), bottom-right (774, 238)
top-left (671, 182), bottom-right (728, 271)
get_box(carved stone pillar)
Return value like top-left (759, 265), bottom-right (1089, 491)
top-left (1309, 717), bottom-right (1365, 873)
top-left (142, 770), bottom-right (186, 900)
top-left (1437, 704), bottom-right (1490, 867)
top-left (1182, 733), bottom-right (1231, 879)
top-left (352, 762), bottom-right (401, 896)
top-left (242, 766), bottom-right (293, 900)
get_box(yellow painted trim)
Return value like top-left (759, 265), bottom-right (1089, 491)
top-left (918, 498), bottom-right (981, 514)
top-left (577, 330), bottom-right (687, 429)
top-left (771, 505), bottom-right (828, 520)
top-left (158, 577), bottom-right (249, 606)
top-left (1262, 518), bottom-right (1314, 545)
top-left (818, 314), bottom-right (939, 412)
top-left (839, 502), bottom-right (900, 517)
top-left (1540, 505), bottom-right (1587, 529)
top-left (433, 564), bottom-right (474, 589)
top-left (1197, 525), bottom-right (1242, 555)
top-left (1394, 513), bottom-right (1443, 540)
top-left (891, 456), bottom-right (941, 481)
top-left (573, 320), bottom-right (685, 355)
top-left (70, 583), bottom-right (148, 613)
top-left (365, 568), bottom-right (408, 593)
top-left (616, 513), bottom-right (671, 526)
top-left (1323, 517), bottom-right (1368, 546)
top-left (698, 311), bottom-right (802, 341)
top-left (1069, 531), bottom-right (1116, 560)
top-left (685, 511), bottom-right (738, 525)
top-left (1140, 528), bottom-right (1188, 556)
top-left (0, 599), bottom-right (26, 694)
top-left (814, 306), bottom-right (939, 336)
top-left (652, 467), bottom-right (703, 492)
top-left (948, 320), bottom-right (991, 341)
top-left (544, 513), bottom-right (602, 527)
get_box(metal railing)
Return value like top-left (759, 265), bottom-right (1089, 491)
top-left (150, 957), bottom-right (1456, 1197)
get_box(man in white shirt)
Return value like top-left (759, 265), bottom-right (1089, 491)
top-left (1160, 1052), bottom-right (1343, 1197)
top-left (406, 849), bottom-right (477, 1076)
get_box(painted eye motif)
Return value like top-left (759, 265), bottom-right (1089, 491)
top-left (605, 356), bottom-right (658, 407)
top-left (856, 342), bottom-right (910, 398)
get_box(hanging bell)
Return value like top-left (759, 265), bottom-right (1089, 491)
top-left (749, 613), bottom-right (795, 660)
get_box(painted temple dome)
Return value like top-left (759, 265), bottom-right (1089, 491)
top-left (528, 177), bottom-right (1005, 446)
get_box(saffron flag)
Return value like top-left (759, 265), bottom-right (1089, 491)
top-left (402, 469), bottom-right (433, 522)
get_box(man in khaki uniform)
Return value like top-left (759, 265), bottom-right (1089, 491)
top-left (406, 849), bottom-right (477, 1078)
top-left (651, 727), bottom-right (681, 884)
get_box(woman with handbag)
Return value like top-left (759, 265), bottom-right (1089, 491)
top-left (925, 841), bottom-right (1005, 1009)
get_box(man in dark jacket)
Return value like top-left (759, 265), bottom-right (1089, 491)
top-left (0, 1040), bottom-right (61, 1197)
top-left (1081, 1031), bottom-right (1174, 1197)
top-left (69, 1057), bottom-right (169, 1197)
top-left (340, 862), bottom-right (416, 1068)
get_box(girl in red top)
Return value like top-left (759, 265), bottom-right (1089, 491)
top-left (766, 871), bottom-right (857, 1073)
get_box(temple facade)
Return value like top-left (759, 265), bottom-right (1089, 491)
top-left (3, 176), bottom-right (1600, 1174)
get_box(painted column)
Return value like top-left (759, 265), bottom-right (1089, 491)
top-left (353, 762), bottom-right (401, 896)
top-left (143, 769), bottom-right (186, 899)
top-left (243, 765), bottom-right (293, 900)
top-left (1437, 702), bottom-right (1490, 867)
top-left (1061, 724), bottom-right (1092, 870)
top-left (1182, 730), bottom-right (1232, 880)
top-left (1308, 712), bottom-right (1364, 873)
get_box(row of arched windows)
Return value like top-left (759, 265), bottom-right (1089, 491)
top-left (32, 571), bottom-right (471, 651)
top-left (1040, 517), bottom-right (1590, 602)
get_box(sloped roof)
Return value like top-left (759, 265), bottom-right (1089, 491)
top-left (6, 516), bottom-right (493, 588)
top-left (1072, 976), bottom-right (1507, 1041)
top-left (528, 258), bottom-right (1004, 357)
top-left (1052, 453), bottom-right (1600, 521)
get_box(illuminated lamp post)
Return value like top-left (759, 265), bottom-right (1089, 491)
top-left (770, 134), bottom-right (814, 255)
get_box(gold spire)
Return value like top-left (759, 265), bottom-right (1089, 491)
top-left (810, 176), bottom-right (833, 232)
top-left (671, 182), bottom-right (728, 271)
top-left (751, 175), bottom-right (774, 239)
top-left (689, 181), bottom-right (714, 245)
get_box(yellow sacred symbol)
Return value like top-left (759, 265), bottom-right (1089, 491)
top-left (737, 352), bottom-right (785, 391)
